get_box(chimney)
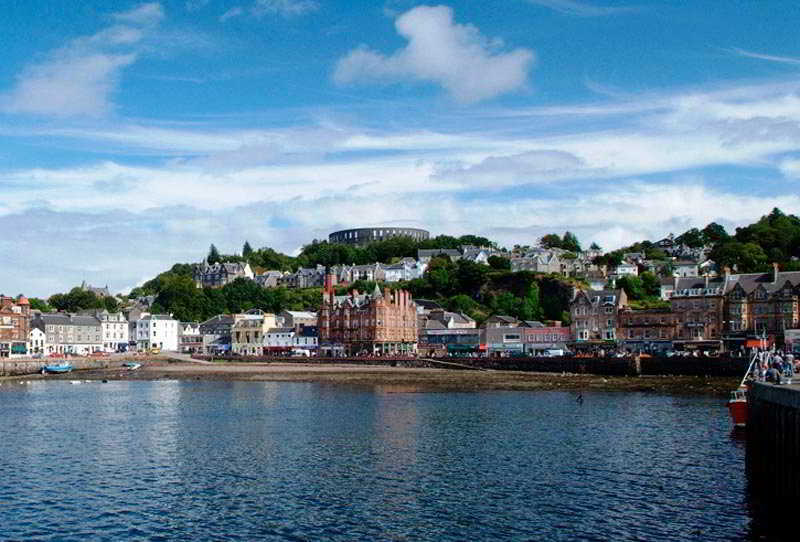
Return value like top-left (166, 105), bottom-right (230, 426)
top-left (723, 266), bottom-right (731, 279)
top-left (773, 262), bottom-right (779, 283)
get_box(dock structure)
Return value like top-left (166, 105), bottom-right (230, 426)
top-left (747, 382), bottom-right (800, 497)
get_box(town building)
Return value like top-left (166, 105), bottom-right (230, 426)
top-left (522, 323), bottom-right (571, 355)
top-left (382, 259), bottom-right (427, 282)
top-left (80, 281), bottom-right (111, 298)
top-left (29, 323), bottom-right (46, 355)
top-left (418, 327), bottom-right (481, 356)
top-left (231, 311), bottom-right (277, 356)
top-left (279, 310), bottom-right (318, 328)
top-left (254, 271), bottom-right (285, 288)
top-left (179, 322), bottom-right (203, 354)
top-left (483, 315), bottom-right (520, 328)
top-left (319, 275), bottom-right (417, 356)
top-left (0, 296), bottom-right (30, 358)
top-left (329, 227), bottom-right (430, 246)
top-left (199, 314), bottom-right (236, 355)
top-left (281, 265), bottom-right (327, 288)
top-left (483, 326), bottom-right (525, 356)
top-left (669, 275), bottom-right (727, 351)
top-left (80, 309), bottom-right (128, 352)
top-left (35, 312), bottom-right (103, 355)
top-left (192, 260), bottom-right (254, 288)
top-left (135, 314), bottom-right (179, 352)
top-left (570, 289), bottom-right (628, 343)
top-left (619, 308), bottom-right (677, 353)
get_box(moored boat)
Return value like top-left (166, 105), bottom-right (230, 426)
top-left (41, 363), bottom-right (73, 374)
top-left (122, 362), bottom-right (142, 371)
top-left (727, 351), bottom-right (759, 428)
top-left (728, 387), bottom-right (748, 427)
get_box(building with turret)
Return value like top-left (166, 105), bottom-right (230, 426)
top-left (318, 273), bottom-right (417, 356)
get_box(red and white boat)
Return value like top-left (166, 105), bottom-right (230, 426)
top-left (728, 386), bottom-right (748, 427)
top-left (727, 352), bottom-right (758, 428)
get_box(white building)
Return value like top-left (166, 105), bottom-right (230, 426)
top-left (382, 259), bottom-right (427, 282)
top-left (91, 310), bottom-right (129, 352)
top-left (135, 314), bottom-right (179, 352)
top-left (613, 262), bottom-right (639, 277)
top-left (264, 326), bottom-right (318, 354)
top-left (29, 325), bottom-right (47, 354)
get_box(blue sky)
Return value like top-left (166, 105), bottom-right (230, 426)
top-left (2, 0), bottom-right (800, 296)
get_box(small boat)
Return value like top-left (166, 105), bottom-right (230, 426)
top-left (728, 350), bottom-right (759, 428)
top-left (42, 363), bottom-right (73, 374)
top-left (122, 362), bottom-right (142, 371)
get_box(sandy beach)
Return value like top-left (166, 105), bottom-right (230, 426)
top-left (24, 361), bottom-right (740, 396)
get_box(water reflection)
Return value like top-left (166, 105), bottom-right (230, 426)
top-left (0, 382), bottom-right (755, 541)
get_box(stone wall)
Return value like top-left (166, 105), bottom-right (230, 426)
top-left (0, 358), bottom-right (113, 377)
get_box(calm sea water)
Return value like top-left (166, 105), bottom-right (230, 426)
top-left (0, 380), bottom-right (758, 541)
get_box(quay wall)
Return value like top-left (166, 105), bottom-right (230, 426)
top-left (0, 358), bottom-right (113, 377)
top-left (192, 354), bottom-right (749, 377)
top-left (747, 383), bottom-right (800, 497)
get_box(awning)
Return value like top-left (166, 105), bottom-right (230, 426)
top-left (746, 337), bottom-right (774, 348)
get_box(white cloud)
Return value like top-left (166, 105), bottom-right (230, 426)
top-left (731, 48), bottom-right (800, 67)
top-left (221, 0), bottom-right (319, 21)
top-left (220, 7), bottom-right (245, 21)
top-left (0, 3), bottom-right (163, 117)
top-left (251, 0), bottom-right (319, 17)
top-left (434, 149), bottom-right (591, 187)
top-left (113, 3), bottom-right (165, 25)
top-left (334, 5), bottom-right (534, 104)
top-left (525, 0), bottom-right (634, 17)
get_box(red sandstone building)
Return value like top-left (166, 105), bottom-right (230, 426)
top-left (318, 275), bottom-right (417, 356)
top-left (0, 295), bottom-right (30, 357)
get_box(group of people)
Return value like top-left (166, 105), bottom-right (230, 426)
top-left (753, 350), bottom-right (797, 385)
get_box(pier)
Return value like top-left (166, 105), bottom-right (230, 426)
top-left (747, 381), bottom-right (800, 497)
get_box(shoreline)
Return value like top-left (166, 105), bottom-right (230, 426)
top-left (5, 361), bottom-right (740, 396)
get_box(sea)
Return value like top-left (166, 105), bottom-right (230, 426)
top-left (0, 380), bottom-right (777, 540)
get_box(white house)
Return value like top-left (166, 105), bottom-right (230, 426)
top-left (673, 260), bottom-right (699, 278)
top-left (95, 310), bottom-right (129, 352)
top-left (264, 326), bottom-right (318, 354)
top-left (613, 262), bottom-right (639, 277)
top-left (135, 314), bottom-right (179, 352)
top-left (382, 259), bottom-right (427, 282)
top-left (29, 325), bottom-right (47, 354)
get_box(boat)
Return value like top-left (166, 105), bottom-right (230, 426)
top-left (41, 363), bottom-right (73, 374)
top-left (122, 362), bottom-right (142, 371)
top-left (727, 349), bottom-right (761, 428)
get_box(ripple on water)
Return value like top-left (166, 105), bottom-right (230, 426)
top-left (0, 383), bottom-right (751, 541)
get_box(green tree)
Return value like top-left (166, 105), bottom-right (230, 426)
top-left (702, 222), bottom-right (730, 245)
top-left (487, 255), bottom-right (511, 270)
top-left (540, 233), bottom-right (562, 249)
top-left (28, 297), bottom-right (53, 312)
top-left (639, 271), bottom-right (661, 298)
top-left (589, 242), bottom-right (601, 250)
top-left (561, 231), bottom-right (581, 252)
top-left (616, 275), bottom-right (645, 300)
top-left (207, 244), bottom-right (221, 264)
top-left (676, 227), bottom-right (704, 248)
top-left (242, 241), bottom-right (253, 259)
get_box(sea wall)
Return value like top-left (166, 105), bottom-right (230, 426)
top-left (0, 358), bottom-right (113, 377)
top-left (191, 354), bottom-right (749, 377)
top-left (746, 382), bottom-right (800, 497)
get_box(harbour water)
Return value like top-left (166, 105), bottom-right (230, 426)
top-left (0, 381), bottom-right (759, 540)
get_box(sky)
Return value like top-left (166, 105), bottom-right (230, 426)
top-left (2, 0), bottom-right (800, 296)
